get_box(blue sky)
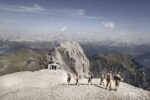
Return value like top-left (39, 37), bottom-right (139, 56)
top-left (0, 0), bottom-right (150, 42)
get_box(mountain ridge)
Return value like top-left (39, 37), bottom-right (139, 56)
top-left (0, 69), bottom-right (149, 100)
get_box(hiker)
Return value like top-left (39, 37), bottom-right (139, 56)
top-left (100, 72), bottom-right (105, 85)
top-left (75, 76), bottom-right (79, 85)
top-left (114, 72), bottom-right (123, 90)
top-left (67, 73), bottom-right (71, 84)
top-left (106, 71), bottom-right (112, 90)
top-left (88, 75), bottom-right (93, 85)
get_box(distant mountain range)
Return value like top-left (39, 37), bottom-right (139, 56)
top-left (80, 42), bottom-right (150, 57)
top-left (135, 52), bottom-right (150, 70)
top-left (1, 32), bottom-right (150, 45)
top-left (1, 40), bottom-right (150, 66)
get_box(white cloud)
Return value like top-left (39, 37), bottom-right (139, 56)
top-left (0, 4), bottom-right (84, 16)
top-left (49, 9), bottom-right (85, 16)
top-left (60, 26), bottom-right (68, 32)
top-left (0, 4), bottom-right (100, 19)
top-left (0, 4), bottom-right (45, 13)
top-left (102, 21), bottom-right (115, 29)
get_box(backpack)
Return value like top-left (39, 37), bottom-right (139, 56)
top-left (114, 75), bottom-right (121, 81)
top-left (106, 74), bottom-right (111, 80)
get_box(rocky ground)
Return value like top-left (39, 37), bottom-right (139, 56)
top-left (0, 69), bottom-right (150, 100)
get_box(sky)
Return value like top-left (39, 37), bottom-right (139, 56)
top-left (0, 0), bottom-right (150, 43)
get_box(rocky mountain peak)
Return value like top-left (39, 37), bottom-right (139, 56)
top-left (46, 41), bottom-right (89, 77)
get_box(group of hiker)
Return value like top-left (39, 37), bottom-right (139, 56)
top-left (103, 71), bottom-right (124, 90)
top-left (67, 71), bottom-right (123, 91)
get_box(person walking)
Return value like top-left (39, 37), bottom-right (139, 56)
top-left (75, 74), bottom-right (79, 85)
top-left (88, 75), bottom-right (93, 85)
top-left (67, 73), bottom-right (71, 84)
top-left (100, 72), bottom-right (105, 85)
top-left (106, 71), bottom-right (112, 90)
top-left (114, 72), bottom-right (123, 90)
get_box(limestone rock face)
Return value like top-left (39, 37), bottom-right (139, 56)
top-left (46, 41), bottom-right (89, 76)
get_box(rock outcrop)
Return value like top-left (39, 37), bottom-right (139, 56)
top-left (46, 41), bottom-right (89, 77)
